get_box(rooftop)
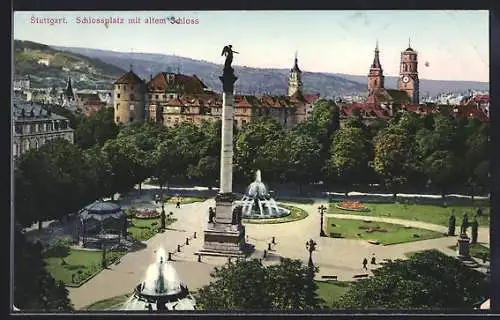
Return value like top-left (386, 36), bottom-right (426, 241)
top-left (12, 96), bottom-right (69, 122)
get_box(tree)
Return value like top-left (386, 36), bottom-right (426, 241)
top-left (14, 228), bottom-right (73, 311)
top-left (372, 126), bottom-right (412, 198)
top-left (75, 108), bottom-right (119, 149)
top-left (187, 156), bottom-right (220, 187)
top-left (234, 119), bottom-right (283, 182)
top-left (197, 259), bottom-right (270, 310)
top-left (325, 125), bottom-right (371, 186)
top-left (422, 150), bottom-right (460, 198)
top-left (196, 258), bottom-right (322, 310)
top-left (335, 250), bottom-right (488, 309)
top-left (101, 137), bottom-right (144, 197)
top-left (281, 131), bottom-right (322, 193)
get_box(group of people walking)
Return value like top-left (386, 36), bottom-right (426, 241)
top-left (362, 254), bottom-right (377, 270)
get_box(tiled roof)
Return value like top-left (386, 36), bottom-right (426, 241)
top-left (12, 97), bottom-right (68, 122)
top-left (114, 71), bottom-right (145, 85)
top-left (303, 93), bottom-right (321, 104)
top-left (77, 93), bottom-right (101, 101)
top-left (385, 89), bottom-right (411, 103)
top-left (147, 72), bottom-right (206, 93)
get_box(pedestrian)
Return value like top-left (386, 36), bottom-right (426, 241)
top-left (176, 201), bottom-right (181, 208)
top-left (482, 253), bottom-right (487, 264)
top-left (371, 254), bottom-right (376, 265)
top-left (362, 258), bottom-right (368, 270)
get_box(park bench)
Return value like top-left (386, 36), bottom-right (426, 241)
top-left (353, 274), bottom-right (369, 279)
top-left (321, 275), bottom-right (338, 280)
top-left (368, 240), bottom-right (380, 245)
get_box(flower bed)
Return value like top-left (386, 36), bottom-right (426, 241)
top-left (134, 209), bottom-right (161, 219)
top-left (335, 201), bottom-right (370, 212)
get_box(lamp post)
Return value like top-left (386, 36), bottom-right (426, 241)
top-left (305, 239), bottom-right (317, 268)
top-left (318, 205), bottom-right (327, 237)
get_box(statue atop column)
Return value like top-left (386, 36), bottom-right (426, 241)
top-left (221, 45), bottom-right (239, 72)
top-left (220, 45), bottom-right (239, 92)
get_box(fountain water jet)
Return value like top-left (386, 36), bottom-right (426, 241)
top-left (120, 247), bottom-right (196, 311)
top-left (236, 170), bottom-right (290, 219)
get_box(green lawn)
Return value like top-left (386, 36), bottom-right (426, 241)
top-left (315, 281), bottom-right (350, 307)
top-left (45, 248), bottom-right (125, 287)
top-left (448, 243), bottom-right (490, 261)
top-left (242, 205), bottom-right (308, 224)
top-left (328, 202), bottom-right (490, 227)
top-left (128, 217), bottom-right (176, 241)
top-left (326, 217), bottom-right (444, 245)
top-left (83, 294), bottom-right (130, 311)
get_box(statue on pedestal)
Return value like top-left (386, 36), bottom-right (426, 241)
top-left (208, 207), bottom-right (216, 224)
top-left (460, 214), bottom-right (469, 235)
top-left (471, 219), bottom-right (479, 244)
top-left (232, 206), bottom-right (242, 225)
top-left (448, 214), bottom-right (456, 236)
top-left (220, 45), bottom-right (239, 92)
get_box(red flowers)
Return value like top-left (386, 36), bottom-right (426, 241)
top-left (135, 209), bottom-right (160, 219)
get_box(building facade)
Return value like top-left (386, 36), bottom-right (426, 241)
top-left (367, 40), bottom-right (420, 105)
top-left (13, 96), bottom-right (74, 158)
top-left (113, 70), bottom-right (147, 124)
top-left (113, 56), bottom-right (320, 129)
top-left (397, 40), bottom-right (420, 104)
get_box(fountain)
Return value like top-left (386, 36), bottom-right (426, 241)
top-left (120, 247), bottom-right (196, 311)
top-left (236, 170), bottom-right (290, 219)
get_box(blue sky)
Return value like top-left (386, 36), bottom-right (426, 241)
top-left (14, 11), bottom-right (489, 82)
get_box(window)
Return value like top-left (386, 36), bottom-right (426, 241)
top-left (170, 94), bottom-right (174, 99)
top-left (116, 116), bottom-right (121, 122)
top-left (130, 105), bottom-right (135, 111)
top-left (130, 94), bottom-right (135, 100)
top-left (54, 122), bottom-right (60, 130)
top-left (14, 124), bottom-right (22, 134)
top-left (155, 95), bottom-right (159, 99)
top-left (29, 124), bottom-right (35, 133)
top-left (130, 117), bottom-right (134, 122)
top-left (117, 93), bottom-right (121, 99)
top-left (242, 119), bottom-right (247, 125)
top-left (163, 94), bottom-right (167, 99)
top-left (24, 140), bottom-right (30, 151)
top-left (116, 103), bottom-right (120, 111)
top-left (117, 85), bottom-right (120, 90)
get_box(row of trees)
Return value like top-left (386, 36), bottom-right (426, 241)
top-left (15, 101), bottom-right (489, 229)
top-left (196, 251), bottom-right (488, 310)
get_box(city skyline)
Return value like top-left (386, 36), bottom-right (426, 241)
top-left (14, 10), bottom-right (489, 82)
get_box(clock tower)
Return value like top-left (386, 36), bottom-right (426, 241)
top-left (397, 38), bottom-right (419, 104)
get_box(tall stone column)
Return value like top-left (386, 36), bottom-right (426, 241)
top-left (199, 67), bottom-right (250, 257)
top-left (219, 90), bottom-right (234, 194)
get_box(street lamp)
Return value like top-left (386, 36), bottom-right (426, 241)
top-left (305, 239), bottom-right (317, 268)
top-left (318, 205), bottom-right (327, 237)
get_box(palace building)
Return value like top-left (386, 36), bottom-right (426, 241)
top-left (12, 94), bottom-right (74, 158)
top-left (112, 55), bottom-right (320, 128)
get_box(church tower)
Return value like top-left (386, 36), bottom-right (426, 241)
top-left (368, 40), bottom-right (385, 97)
top-left (288, 52), bottom-right (303, 96)
top-left (64, 76), bottom-right (74, 100)
top-left (397, 38), bottom-right (420, 104)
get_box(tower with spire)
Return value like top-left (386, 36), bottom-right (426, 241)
top-left (397, 37), bottom-right (420, 104)
top-left (64, 75), bottom-right (74, 100)
top-left (367, 40), bottom-right (385, 97)
top-left (288, 51), bottom-right (303, 96)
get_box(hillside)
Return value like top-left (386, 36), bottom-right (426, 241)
top-left (14, 40), bottom-right (126, 89)
top-left (14, 40), bottom-right (488, 97)
top-left (53, 46), bottom-right (489, 97)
